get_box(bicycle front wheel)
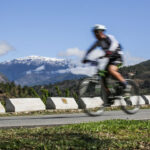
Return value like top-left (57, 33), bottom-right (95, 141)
top-left (121, 79), bottom-right (140, 114)
top-left (79, 77), bottom-right (105, 116)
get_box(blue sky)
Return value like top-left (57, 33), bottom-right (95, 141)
top-left (0, 0), bottom-right (150, 64)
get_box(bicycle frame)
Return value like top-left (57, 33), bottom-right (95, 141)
top-left (79, 58), bottom-right (140, 116)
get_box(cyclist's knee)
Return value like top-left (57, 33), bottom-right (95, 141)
top-left (108, 65), bottom-right (118, 74)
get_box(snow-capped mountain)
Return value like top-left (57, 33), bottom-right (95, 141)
top-left (2, 55), bottom-right (68, 65)
top-left (0, 55), bottom-right (86, 86)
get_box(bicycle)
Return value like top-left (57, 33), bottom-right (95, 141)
top-left (78, 57), bottom-right (140, 116)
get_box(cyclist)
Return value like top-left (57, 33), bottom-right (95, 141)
top-left (82, 24), bottom-right (130, 98)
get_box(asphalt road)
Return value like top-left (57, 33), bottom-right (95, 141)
top-left (0, 109), bottom-right (149, 128)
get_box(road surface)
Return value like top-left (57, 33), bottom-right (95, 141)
top-left (0, 109), bottom-right (149, 128)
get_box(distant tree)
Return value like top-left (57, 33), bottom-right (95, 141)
top-left (72, 92), bottom-right (78, 100)
top-left (10, 81), bottom-right (15, 88)
top-left (10, 86), bottom-right (17, 97)
top-left (40, 89), bottom-right (49, 104)
top-left (17, 85), bottom-right (22, 97)
top-left (65, 88), bottom-right (70, 97)
top-left (55, 86), bottom-right (62, 96)
top-left (28, 87), bottom-right (39, 97)
top-left (22, 86), bottom-right (29, 97)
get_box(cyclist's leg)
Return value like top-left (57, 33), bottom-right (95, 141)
top-left (107, 54), bottom-right (127, 87)
top-left (101, 76), bottom-right (110, 95)
top-left (108, 65), bottom-right (125, 83)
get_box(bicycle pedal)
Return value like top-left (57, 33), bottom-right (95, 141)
top-left (104, 103), bottom-right (113, 107)
top-left (124, 96), bottom-right (130, 99)
top-left (108, 97), bottom-right (116, 101)
top-left (105, 100), bottom-right (114, 107)
top-left (123, 93), bottom-right (131, 98)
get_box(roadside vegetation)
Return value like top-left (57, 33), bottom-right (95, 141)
top-left (0, 120), bottom-right (149, 150)
top-left (0, 80), bottom-right (80, 106)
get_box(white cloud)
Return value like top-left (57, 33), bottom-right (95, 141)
top-left (54, 66), bottom-right (96, 76)
top-left (54, 57), bottom-right (109, 76)
top-left (69, 58), bottom-right (108, 76)
top-left (57, 47), bottom-right (109, 76)
top-left (58, 48), bottom-right (85, 58)
top-left (123, 51), bottom-right (146, 66)
top-left (0, 41), bottom-right (14, 56)
top-left (86, 48), bottom-right (105, 60)
top-left (58, 47), bottom-right (105, 59)
top-left (57, 48), bottom-right (147, 76)
top-left (70, 66), bottom-right (96, 76)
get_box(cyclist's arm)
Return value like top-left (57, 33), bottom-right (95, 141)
top-left (104, 35), bottom-right (120, 57)
top-left (82, 42), bottom-right (98, 63)
top-left (84, 42), bottom-right (98, 57)
top-left (107, 34), bottom-right (119, 51)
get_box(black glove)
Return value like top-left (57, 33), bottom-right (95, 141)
top-left (82, 58), bottom-right (87, 64)
top-left (105, 50), bottom-right (113, 57)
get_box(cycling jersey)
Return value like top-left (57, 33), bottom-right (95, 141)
top-left (85, 34), bottom-right (123, 66)
top-left (86, 34), bottom-right (122, 53)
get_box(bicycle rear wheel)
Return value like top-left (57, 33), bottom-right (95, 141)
top-left (79, 77), bottom-right (105, 116)
top-left (121, 79), bottom-right (140, 114)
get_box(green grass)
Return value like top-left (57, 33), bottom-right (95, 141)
top-left (0, 120), bottom-right (149, 150)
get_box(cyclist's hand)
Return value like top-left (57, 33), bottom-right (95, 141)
top-left (105, 50), bottom-right (113, 57)
top-left (91, 61), bottom-right (98, 66)
top-left (82, 58), bottom-right (87, 64)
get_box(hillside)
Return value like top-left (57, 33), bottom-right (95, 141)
top-left (120, 59), bottom-right (150, 94)
top-left (0, 73), bottom-right (8, 84)
top-left (35, 59), bottom-right (150, 95)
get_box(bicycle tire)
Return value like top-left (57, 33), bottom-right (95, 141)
top-left (78, 76), bottom-right (105, 116)
top-left (121, 79), bottom-right (140, 114)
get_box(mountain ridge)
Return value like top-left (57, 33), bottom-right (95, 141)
top-left (0, 55), bottom-right (85, 86)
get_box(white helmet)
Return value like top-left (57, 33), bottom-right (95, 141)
top-left (93, 24), bottom-right (107, 32)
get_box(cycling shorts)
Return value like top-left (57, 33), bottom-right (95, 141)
top-left (107, 50), bottom-right (123, 66)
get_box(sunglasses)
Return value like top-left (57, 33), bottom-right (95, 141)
top-left (94, 30), bottom-right (103, 34)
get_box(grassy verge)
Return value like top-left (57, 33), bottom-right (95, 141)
top-left (0, 120), bottom-right (149, 150)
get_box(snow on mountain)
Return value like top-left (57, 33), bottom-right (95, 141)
top-left (26, 65), bottom-right (45, 75)
top-left (34, 65), bottom-right (45, 72)
top-left (0, 55), bottom-right (89, 86)
top-left (2, 55), bottom-right (66, 65)
top-left (16, 55), bottom-right (64, 62)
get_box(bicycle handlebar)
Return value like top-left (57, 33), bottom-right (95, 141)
top-left (83, 56), bottom-right (105, 66)
top-left (83, 60), bottom-right (98, 66)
